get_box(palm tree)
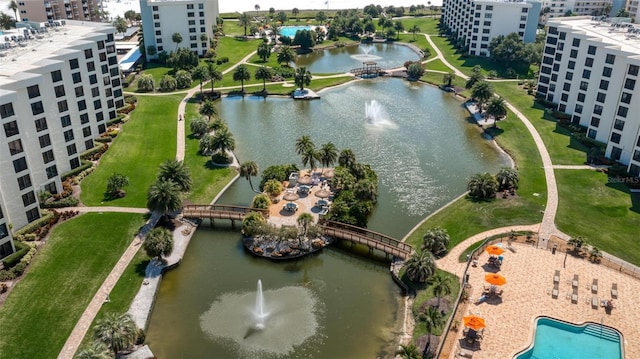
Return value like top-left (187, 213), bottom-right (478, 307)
top-left (171, 32), bottom-right (183, 51)
top-left (422, 306), bottom-right (444, 334)
top-left (143, 227), bottom-right (174, 261)
top-left (301, 147), bottom-right (319, 171)
top-left (421, 227), bottom-right (450, 257)
top-left (207, 62), bottom-right (222, 94)
top-left (397, 344), bottom-right (421, 359)
top-left (292, 7), bottom-right (300, 18)
top-left (75, 341), bottom-right (111, 359)
top-left (8, 0), bottom-right (18, 22)
top-left (465, 65), bottom-right (485, 89)
top-left (410, 25), bottom-right (420, 41)
top-left (147, 178), bottom-right (182, 217)
top-left (318, 142), bottom-right (338, 174)
top-left (277, 45), bottom-right (296, 66)
top-left (470, 80), bottom-right (494, 113)
top-left (294, 67), bottom-right (312, 91)
top-left (568, 236), bottom-right (587, 254)
top-left (354, 179), bottom-right (378, 203)
top-left (431, 274), bottom-right (452, 308)
top-left (254, 66), bottom-right (273, 92)
top-left (191, 64), bottom-right (210, 95)
top-left (394, 21), bottom-right (404, 40)
top-left (157, 159), bottom-right (192, 192)
top-left (589, 246), bottom-right (602, 263)
top-left (338, 148), bottom-right (356, 169)
top-left (467, 173), bottom-right (499, 200)
top-left (254, 4), bottom-right (260, 15)
top-left (295, 135), bottom-right (315, 156)
top-left (238, 13), bottom-right (251, 36)
top-left (443, 72), bottom-right (455, 87)
top-left (92, 313), bottom-right (137, 358)
top-left (232, 64), bottom-right (251, 92)
top-left (257, 42), bottom-right (271, 62)
top-left (485, 96), bottom-right (507, 127)
top-left (495, 167), bottom-right (519, 190)
top-left (211, 127), bottom-right (236, 153)
top-left (297, 212), bottom-right (314, 239)
top-left (199, 100), bottom-right (217, 120)
top-left (240, 161), bottom-right (260, 193)
top-left (405, 251), bottom-right (436, 283)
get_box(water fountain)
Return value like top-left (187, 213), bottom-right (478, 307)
top-left (350, 45), bottom-right (383, 62)
top-left (253, 280), bottom-right (267, 330)
top-left (365, 100), bottom-right (394, 127)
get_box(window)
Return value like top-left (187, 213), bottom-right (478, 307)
top-left (153, 13), bottom-right (159, 19)
top-left (89, 74), bottom-right (97, 85)
top-left (593, 104), bottom-right (603, 115)
top-left (617, 106), bottom-right (628, 118)
top-left (199, 11), bottom-right (204, 17)
top-left (187, 4), bottom-right (193, 9)
top-left (107, 99), bottom-right (114, 108)
top-left (154, 22), bottom-right (160, 28)
top-left (53, 84), bottom-right (66, 98)
top-left (576, 93), bottom-right (585, 103)
top-left (96, 112), bottom-right (104, 122)
top-left (84, 48), bottom-right (93, 59)
top-left (605, 54), bottom-right (615, 64)
top-left (98, 124), bottom-right (106, 134)
top-left (519, 23), bottom-right (525, 29)
top-left (0, 224), bottom-right (8, 240)
top-left (44, 182), bottom-right (57, 195)
top-left (8, 139), bottom-right (23, 155)
top-left (17, 174), bottom-right (32, 190)
top-left (13, 157), bottom-right (27, 173)
top-left (105, 88), bottom-right (112, 97)
top-left (596, 92), bottom-right (606, 103)
top-left (38, 134), bottom-right (51, 148)
top-left (621, 92), bottom-right (632, 104)
top-left (521, 7), bottom-right (528, 12)
top-left (152, 5), bottom-right (158, 10)
top-left (602, 67), bottom-right (612, 77)
top-left (84, 139), bottom-right (94, 150)
top-left (93, 99), bottom-right (102, 110)
top-left (483, 21), bottom-right (491, 26)
top-left (97, 40), bottom-right (104, 50)
top-left (563, 83), bottom-right (571, 91)
top-left (77, 99), bottom-right (87, 111)
top-left (629, 65), bottom-right (639, 76)
top-left (67, 143), bottom-right (77, 156)
top-left (187, 12), bottom-right (194, 17)
top-left (565, 72), bottom-right (573, 80)
top-left (87, 61), bottom-right (95, 72)
top-left (189, 28), bottom-right (196, 33)
top-left (103, 76), bottom-right (111, 86)
top-left (587, 128), bottom-right (597, 139)
top-left (72, 72), bottom-right (82, 84)
top-left (0, 103), bottom-right (14, 119)
top-left (112, 79), bottom-right (121, 87)
top-left (99, 52), bottom-right (107, 62)
top-left (610, 147), bottom-right (622, 161)
top-left (46, 165), bottom-right (58, 179)
top-left (31, 101), bottom-right (44, 115)
top-left (561, 93), bottom-right (568, 102)
top-left (569, 49), bottom-right (578, 58)
top-left (35, 118), bottom-right (47, 132)
top-left (51, 70), bottom-right (62, 82)
top-left (42, 150), bottom-right (54, 164)
top-left (22, 192), bottom-right (36, 207)
top-left (587, 45), bottom-right (596, 55)
top-left (582, 69), bottom-right (591, 79)
top-left (75, 86), bottom-right (84, 97)
top-left (27, 85), bottom-right (41, 99)
top-left (520, 15), bottom-right (527, 21)
top-left (3, 121), bottom-right (19, 137)
top-left (70, 58), bottom-right (79, 69)
top-left (110, 67), bottom-right (119, 77)
top-left (559, 104), bottom-right (566, 112)
top-left (188, 20), bottom-right (195, 25)
top-left (82, 126), bottom-right (92, 138)
top-left (156, 38), bottom-right (163, 44)
top-left (484, 13), bottom-right (492, 18)
top-left (590, 117), bottom-right (600, 127)
top-left (198, 3), bottom-right (203, 9)
top-left (574, 104), bottom-right (583, 114)
top-left (108, 56), bottom-right (117, 65)
top-left (568, 60), bottom-right (575, 69)
top-left (91, 87), bottom-right (100, 97)
top-left (579, 81), bottom-right (588, 91)
top-left (584, 58), bottom-right (593, 67)
top-left (155, 30), bottom-right (161, 36)
top-left (57, 100), bottom-right (68, 113)
top-left (64, 129), bottom-right (74, 142)
top-left (599, 80), bottom-right (609, 90)
top-left (572, 38), bottom-right (581, 47)
top-left (190, 43), bottom-right (197, 48)
top-left (200, 19), bottom-right (205, 25)
top-left (610, 132), bottom-right (621, 144)
top-left (80, 113), bottom-right (89, 124)
top-left (614, 119), bottom-right (625, 131)
top-left (625, 78), bottom-right (636, 90)
top-left (26, 208), bottom-right (40, 222)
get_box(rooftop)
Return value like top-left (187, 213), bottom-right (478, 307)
top-left (549, 16), bottom-right (640, 54)
top-left (0, 20), bottom-right (114, 80)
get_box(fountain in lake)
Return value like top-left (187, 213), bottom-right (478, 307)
top-left (350, 45), bottom-right (383, 62)
top-left (365, 100), bottom-right (395, 127)
top-left (200, 280), bottom-right (322, 356)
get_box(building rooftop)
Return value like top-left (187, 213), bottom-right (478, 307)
top-left (0, 20), bottom-right (114, 80)
top-left (549, 16), bottom-right (640, 55)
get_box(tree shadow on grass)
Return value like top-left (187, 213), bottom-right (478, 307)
top-left (135, 260), bottom-right (151, 277)
top-left (204, 160), bottom-right (230, 170)
top-left (605, 181), bottom-right (640, 214)
top-left (483, 126), bottom-right (504, 139)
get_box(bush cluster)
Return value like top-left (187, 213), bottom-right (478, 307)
top-left (52, 180), bottom-right (73, 201)
top-left (117, 103), bottom-right (136, 115)
top-left (124, 94), bottom-right (137, 104)
top-left (80, 142), bottom-right (109, 161)
top-left (1, 241), bottom-right (30, 269)
top-left (215, 56), bottom-right (229, 65)
top-left (123, 73), bottom-right (137, 88)
top-left (61, 160), bottom-right (93, 180)
top-left (41, 196), bottom-right (79, 208)
top-left (106, 114), bottom-right (127, 127)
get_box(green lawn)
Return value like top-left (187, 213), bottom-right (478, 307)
top-left (408, 269), bottom-right (461, 339)
top-left (492, 82), bottom-right (588, 165)
top-left (404, 111), bottom-right (546, 249)
top-left (397, 17), bottom-right (441, 34)
top-left (80, 95), bottom-right (182, 207)
top-left (183, 99), bottom-right (236, 204)
top-left (396, 35), bottom-right (434, 60)
top-left (555, 170), bottom-right (640, 265)
top-left (0, 213), bottom-right (146, 359)
top-left (425, 58), bottom-right (452, 73)
top-left (216, 37), bottom-right (260, 73)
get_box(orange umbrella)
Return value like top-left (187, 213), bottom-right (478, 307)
top-left (485, 273), bottom-right (507, 286)
top-left (463, 315), bottom-right (486, 331)
top-left (485, 245), bottom-right (505, 256)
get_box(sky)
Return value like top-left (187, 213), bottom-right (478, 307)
top-left (1, 0), bottom-right (443, 21)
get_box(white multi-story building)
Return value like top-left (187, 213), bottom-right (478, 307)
top-left (442, 0), bottom-right (541, 56)
top-left (627, 0), bottom-right (640, 21)
top-left (537, 17), bottom-right (640, 174)
top-left (139, 0), bottom-right (218, 59)
top-left (17, 0), bottom-right (103, 23)
top-left (540, 0), bottom-right (611, 22)
top-left (0, 21), bottom-right (125, 259)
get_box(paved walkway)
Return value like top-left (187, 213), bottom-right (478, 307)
top-left (552, 164), bottom-right (610, 170)
top-left (67, 206), bottom-right (148, 214)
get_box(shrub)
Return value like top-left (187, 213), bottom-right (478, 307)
top-left (159, 74), bottom-right (177, 92)
top-left (0, 283), bottom-right (8, 293)
top-left (14, 211), bottom-right (56, 237)
top-left (124, 94), bottom-right (138, 104)
top-left (41, 196), bottom-right (79, 208)
top-left (61, 160), bottom-right (93, 180)
top-left (80, 142), bottom-right (109, 161)
top-left (106, 114), bottom-right (127, 127)
top-left (175, 70), bottom-right (192, 89)
top-left (52, 179), bottom-right (73, 201)
top-left (259, 164), bottom-right (299, 191)
top-left (0, 270), bottom-right (15, 282)
top-left (251, 194), bottom-right (271, 209)
top-left (211, 152), bottom-right (232, 164)
top-left (95, 136), bottom-right (113, 143)
top-left (11, 262), bottom-right (27, 277)
top-left (273, 66), bottom-right (295, 78)
top-left (2, 241), bottom-right (30, 269)
top-left (117, 103), bottom-right (136, 115)
top-left (123, 73), bottom-right (137, 88)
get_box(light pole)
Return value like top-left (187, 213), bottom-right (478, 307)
top-left (563, 248), bottom-right (568, 268)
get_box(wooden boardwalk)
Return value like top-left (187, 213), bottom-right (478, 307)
top-left (319, 220), bottom-right (413, 260)
top-left (182, 204), bottom-right (269, 222)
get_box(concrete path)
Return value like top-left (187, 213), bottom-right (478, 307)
top-left (552, 164), bottom-right (610, 170)
top-left (67, 206), bottom-right (148, 214)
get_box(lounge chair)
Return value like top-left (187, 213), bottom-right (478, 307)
top-left (592, 295), bottom-right (599, 308)
top-left (552, 283), bottom-right (559, 299)
top-left (611, 283), bottom-right (618, 298)
top-left (553, 270), bottom-right (560, 284)
top-left (591, 279), bottom-right (598, 294)
top-left (572, 274), bottom-right (579, 288)
top-left (571, 287), bottom-right (578, 303)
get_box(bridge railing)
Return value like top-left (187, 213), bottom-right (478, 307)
top-left (318, 219), bottom-right (412, 253)
top-left (182, 204), bottom-right (269, 218)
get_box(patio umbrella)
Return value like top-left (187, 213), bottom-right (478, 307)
top-left (463, 315), bottom-right (486, 331)
top-left (485, 273), bottom-right (507, 286)
top-left (283, 192), bottom-right (299, 201)
top-left (322, 169), bottom-right (335, 178)
top-left (314, 189), bottom-right (330, 198)
top-left (297, 176), bottom-right (312, 185)
top-left (485, 245), bottom-right (505, 256)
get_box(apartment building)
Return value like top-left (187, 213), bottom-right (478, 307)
top-left (17, 0), bottom-right (103, 23)
top-left (540, 0), bottom-right (612, 22)
top-left (442, 0), bottom-right (541, 56)
top-left (0, 21), bottom-right (125, 259)
top-left (628, 0), bottom-right (640, 21)
top-left (139, 0), bottom-right (218, 59)
top-left (537, 17), bottom-right (640, 174)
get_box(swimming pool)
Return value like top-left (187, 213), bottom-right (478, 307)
top-left (515, 317), bottom-right (623, 359)
top-left (279, 25), bottom-right (317, 38)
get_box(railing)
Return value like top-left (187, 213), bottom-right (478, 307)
top-left (182, 204), bottom-right (269, 219)
top-left (318, 220), bottom-right (412, 259)
top-left (350, 66), bottom-right (383, 76)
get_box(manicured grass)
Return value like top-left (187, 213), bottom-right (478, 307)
top-left (0, 213), bottom-right (146, 359)
top-left (218, 74), bottom-right (354, 94)
top-left (80, 95), bottom-right (182, 207)
top-left (492, 82), bottom-right (588, 165)
top-left (425, 58), bottom-right (452, 73)
top-left (420, 72), bottom-right (471, 98)
top-left (183, 99), bottom-right (236, 204)
top-left (397, 17), bottom-right (441, 34)
top-left (555, 170), bottom-right (640, 265)
top-left (408, 269), bottom-right (461, 339)
top-left (405, 110), bottom-right (546, 249)
top-left (396, 35), bottom-right (434, 59)
top-left (216, 37), bottom-right (260, 73)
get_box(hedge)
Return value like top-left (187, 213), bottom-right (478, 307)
top-left (61, 160), bottom-right (93, 181)
top-left (80, 143), bottom-right (107, 161)
top-left (2, 241), bottom-right (30, 269)
top-left (106, 114), bottom-right (126, 127)
top-left (41, 196), bottom-right (79, 209)
top-left (14, 211), bottom-right (55, 237)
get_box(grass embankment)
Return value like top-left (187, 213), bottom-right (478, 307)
top-left (80, 95), bottom-right (182, 207)
top-left (405, 110), bottom-right (546, 249)
top-left (0, 213), bottom-right (146, 359)
top-left (492, 82), bottom-right (588, 165)
top-left (555, 170), bottom-right (640, 265)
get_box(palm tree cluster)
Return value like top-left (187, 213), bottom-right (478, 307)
top-left (421, 227), bottom-right (450, 258)
top-left (294, 135), bottom-right (338, 174)
top-left (146, 160), bottom-right (192, 217)
top-left (467, 172), bottom-right (499, 201)
top-left (495, 167), bottom-right (519, 191)
top-left (76, 312), bottom-right (139, 359)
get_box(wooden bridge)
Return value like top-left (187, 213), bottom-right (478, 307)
top-left (319, 220), bottom-right (412, 260)
top-left (182, 204), bottom-right (269, 223)
top-left (350, 61), bottom-right (383, 78)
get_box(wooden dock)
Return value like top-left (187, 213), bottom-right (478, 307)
top-left (319, 220), bottom-right (412, 260)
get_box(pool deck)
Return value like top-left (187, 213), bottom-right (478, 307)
top-left (444, 243), bottom-right (639, 359)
